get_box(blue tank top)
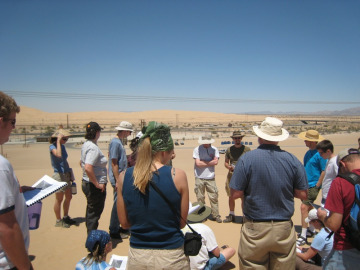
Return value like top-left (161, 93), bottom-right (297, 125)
top-left (122, 166), bottom-right (184, 249)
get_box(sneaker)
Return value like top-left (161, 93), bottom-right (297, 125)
top-left (55, 220), bottom-right (63, 227)
top-left (63, 216), bottom-right (76, 225)
top-left (215, 215), bottom-right (222, 223)
top-left (223, 214), bottom-right (235, 223)
top-left (296, 236), bottom-right (307, 246)
top-left (120, 233), bottom-right (129, 239)
top-left (208, 214), bottom-right (222, 223)
top-left (55, 219), bottom-right (70, 228)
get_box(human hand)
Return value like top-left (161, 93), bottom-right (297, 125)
top-left (98, 183), bottom-right (105, 192)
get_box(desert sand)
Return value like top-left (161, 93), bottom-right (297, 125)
top-left (3, 125), bottom-right (360, 270)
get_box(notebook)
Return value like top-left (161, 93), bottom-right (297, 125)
top-left (23, 175), bottom-right (68, 207)
top-left (109, 255), bottom-right (127, 270)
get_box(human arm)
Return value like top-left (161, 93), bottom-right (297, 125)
top-left (296, 246), bottom-right (318, 262)
top-left (294, 189), bottom-right (308, 200)
top-left (173, 168), bottom-right (189, 229)
top-left (230, 188), bottom-right (244, 200)
top-left (117, 171), bottom-right (131, 229)
top-left (84, 163), bottom-right (105, 192)
top-left (317, 208), bottom-right (343, 232)
top-left (224, 156), bottom-right (234, 172)
top-left (50, 134), bottom-right (64, 158)
top-left (0, 210), bottom-right (33, 270)
top-left (316, 171), bottom-right (325, 188)
top-left (111, 158), bottom-right (119, 188)
top-left (195, 157), bottom-right (219, 168)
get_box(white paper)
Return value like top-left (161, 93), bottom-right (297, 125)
top-left (23, 175), bottom-right (68, 206)
top-left (109, 255), bottom-right (128, 270)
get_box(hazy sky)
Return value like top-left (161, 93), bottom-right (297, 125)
top-left (1, 1), bottom-right (359, 114)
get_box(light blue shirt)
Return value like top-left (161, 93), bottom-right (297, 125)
top-left (311, 227), bottom-right (334, 265)
top-left (304, 150), bottom-right (327, 188)
top-left (75, 258), bottom-right (112, 270)
top-left (108, 137), bottom-right (127, 187)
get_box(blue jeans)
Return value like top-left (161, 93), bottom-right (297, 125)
top-left (323, 248), bottom-right (360, 270)
top-left (204, 254), bottom-right (226, 270)
top-left (109, 186), bottom-right (120, 234)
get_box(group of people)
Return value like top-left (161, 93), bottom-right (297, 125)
top-left (1, 89), bottom-right (360, 270)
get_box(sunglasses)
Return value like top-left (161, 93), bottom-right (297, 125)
top-left (62, 137), bottom-right (68, 141)
top-left (3, 118), bottom-right (16, 128)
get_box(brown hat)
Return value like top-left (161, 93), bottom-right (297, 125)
top-left (298, 130), bottom-right (325, 142)
top-left (51, 129), bottom-right (71, 138)
top-left (231, 130), bottom-right (245, 138)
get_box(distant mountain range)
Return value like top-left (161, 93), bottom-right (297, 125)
top-left (244, 106), bottom-right (360, 116)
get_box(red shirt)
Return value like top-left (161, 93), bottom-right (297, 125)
top-left (325, 169), bottom-right (360, 250)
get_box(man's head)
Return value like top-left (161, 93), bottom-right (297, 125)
top-left (252, 117), bottom-right (289, 144)
top-left (115, 121), bottom-right (133, 138)
top-left (316, 140), bottom-right (334, 159)
top-left (231, 131), bottom-right (245, 146)
top-left (198, 135), bottom-right (214, 148)
top-left (337, 148), bottom-right (360, 173)
top-left (0, 92), bottom-right (20, 145)
top-left (298, 130), bottom-right (325, 150)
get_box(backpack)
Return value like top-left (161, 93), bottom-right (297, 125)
top-left (338, 172), bottom-right (360, 250)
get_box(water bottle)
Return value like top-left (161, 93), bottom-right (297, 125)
top-left (71, 182), bottom-right (77, 195)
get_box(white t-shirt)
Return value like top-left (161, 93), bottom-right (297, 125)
top-left (193, 145), bottom-right (219, 179)
top-left (0, 155), bottom-right (30, 268)
top-left (322, 156), bottom-right (338, 202)
top-left (183, 223), bottom-right (218, 270)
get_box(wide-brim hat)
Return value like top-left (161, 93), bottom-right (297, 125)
top-left (198, 135), bottom-right (215, 144)
top-left (231, 130), bottom-right (245, 138)
top-left (298, 130), bottom-right (325, 142)
top-left (253, 117), bottom-right (289, 142)
top-left (51, 128), bottom-right (71, 138)
top-left (115, 121), bottom-right (133, 132)
top-left (85, 230), bottom-right (110, 253)
top-left (187, 202), bottom-right (212, 223)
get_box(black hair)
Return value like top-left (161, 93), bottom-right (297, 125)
top-left (316, 139), bottom-right (334, 153)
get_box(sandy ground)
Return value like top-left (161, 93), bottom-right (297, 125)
top-left (3, 131), bottom-right (360, 270)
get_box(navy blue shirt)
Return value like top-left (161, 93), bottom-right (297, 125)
top-left (230, 144), bottom-right (308, 220)
top-left (122, 166), bottom-right (184, 249)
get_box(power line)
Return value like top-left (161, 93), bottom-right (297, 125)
top-left (3, 90), bottom-right (360, 105)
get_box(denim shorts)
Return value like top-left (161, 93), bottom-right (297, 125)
top-left (205, 253), bottom-right (226, 270)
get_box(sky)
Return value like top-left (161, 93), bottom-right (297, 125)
top-left (1, 0), bottom-right (360, 114)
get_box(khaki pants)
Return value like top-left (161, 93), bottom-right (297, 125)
top-left (127, 246), bottom-right (190, 270)
top-left (194, 177), bottom-right (219, 217)
top-left (239, 219), bottom-right (296, 270)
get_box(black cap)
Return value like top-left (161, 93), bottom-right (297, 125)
top-left (86, 122), bottom-right (102, 132)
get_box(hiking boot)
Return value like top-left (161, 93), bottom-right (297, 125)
top-left (63, 216), bottom-right (76, 225)
top-left (297, 229), bottom-right (316, 238)
top-left (223, 214), bottom-right (235, 223)
top-left (208, 214), bottom-right (222, 223)
top-left (109, 233), bottom-right (123, 242)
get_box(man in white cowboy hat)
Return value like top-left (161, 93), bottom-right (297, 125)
top-left (317, 148), bottom-right (360, 269)
top-left (297, 130), bottom-right (327, 246)
top-left (183, 202), bottom-right (236, 270)
top-left (230, 117), bottom-right (308, 269)
top-left (193, 134), bottom-right (222, 223)
top-left (108, 121), bottom-right (133, 240)
top-left (223, 130), bottom-right (250, 223)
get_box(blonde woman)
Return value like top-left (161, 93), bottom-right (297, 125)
top-left (117, 121), bottom-right (190, 269)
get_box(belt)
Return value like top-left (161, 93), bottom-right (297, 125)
top-left (245, 217), bottom-right (290, 223)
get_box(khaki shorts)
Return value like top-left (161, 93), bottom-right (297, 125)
top-left (225, 171), bottom-right (233, 197)
top-left (302, 186), bottom-right (320, 205)
top-left (127, 246), bottom-right (190, 270)
top-left (52, 172), bottom-right (71, 192)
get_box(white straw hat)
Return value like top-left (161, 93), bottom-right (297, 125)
top-left (305, 209), bottom-right (318, 223)
top-left (253, 117), bottom-right (289, 142)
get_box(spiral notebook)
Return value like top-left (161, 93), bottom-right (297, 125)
top-left (23, 175), bottom-right (68, 206)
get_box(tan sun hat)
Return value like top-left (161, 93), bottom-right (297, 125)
top-left (51, 129), bottom-right (71, 138)
top-left (252, 117), bottom-right (289, 142)
top-left (231, 130), bottom-right (245, 138)
top-left (115, 121), bottom-right (133, 132)
top-left (298, 130), bottom-right (325, 142)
